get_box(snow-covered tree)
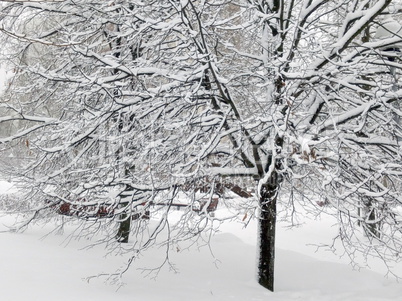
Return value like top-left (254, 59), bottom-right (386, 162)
top-left (0, 0), bottom-right (401, 291)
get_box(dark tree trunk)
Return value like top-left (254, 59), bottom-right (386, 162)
top-left (116, 208), bottom-right (131, 243)
top-left (257, 175), bottom-right (279, 292)
top-left (364, 198), bottom-right (381, 239)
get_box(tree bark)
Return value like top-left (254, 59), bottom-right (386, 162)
top-left (116, 208), bottom-right (131, 243)
top-left (257, 177), bottom-right (279, 292)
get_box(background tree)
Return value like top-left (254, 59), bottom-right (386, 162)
top-left (0, 0), bottom-right (401, 292)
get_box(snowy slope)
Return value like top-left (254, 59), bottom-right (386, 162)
top-left (0, 181), bottom-right (401, 301)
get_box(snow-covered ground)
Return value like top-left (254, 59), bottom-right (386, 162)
top-left (0, 181), bottom-right (401, 301)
